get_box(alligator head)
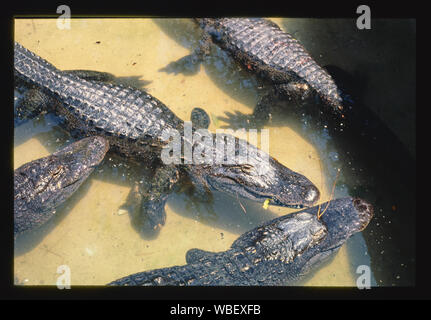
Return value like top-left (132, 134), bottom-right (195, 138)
top-left (315, 197), bottom-right (373, 250)
top-left (297, 197), bottom-right (374, 275)
top-left (187, 136), bottom-right (320, 209)
top-left (230, 197), bottom-right (372, 280)
top-left (14, 136), bottom-right (109, 236)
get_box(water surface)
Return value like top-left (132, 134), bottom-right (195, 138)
top-left (14, 18), bottom-right (414, 286)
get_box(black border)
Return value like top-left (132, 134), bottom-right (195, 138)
top-left (2, 0), bottom-right (424, 302)
top-left (4, 0), bottom-right (418, 18)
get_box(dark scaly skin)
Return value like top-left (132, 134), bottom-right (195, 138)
top-left (108, 197), bottom-right (373, 286)
top-left (14, 42), bottom-right (184, 163)
top-left (15, 42), bottom-right (320, 231)
top-left (14, 136), bottom-right (109, 237)
top-left (194, 18), bottom-right (343, 113)
top-left (190, 107), bottom-right (211, 129)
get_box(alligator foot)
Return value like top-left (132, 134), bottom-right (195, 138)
top-left (123, 165), bottom-right (180, 233)
top-left (190, 107), bottom-right (211, 129)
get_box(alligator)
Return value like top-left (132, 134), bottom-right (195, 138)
top-left (108, 197), bottom-right (373, 285)
top-left (14, 136), bottom-right (109, 237)
top-left (14, 42), bottom-right (320, 232)
top-left (165, 18), bottom-right (343, 120)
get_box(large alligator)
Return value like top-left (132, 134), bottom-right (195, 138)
top-left (168, 18), bottom-right (343, 117)
top-left (108, 197), bottom-right (373, 285)
top-left (14, 42), bottom-right (320, 231)
top-left (14, 136), bottom-right (109, 237)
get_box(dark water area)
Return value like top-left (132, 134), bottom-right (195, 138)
top-left (282, 19), bottom-right (416, 287)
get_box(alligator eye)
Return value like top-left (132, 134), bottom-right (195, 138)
top-left (52, 165), bottom-right (64, 177)
top-left (240, 164), bottom-right (254, 174)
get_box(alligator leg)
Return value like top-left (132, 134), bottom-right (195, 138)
top-left (251, 92), bottom-right (279, 125)
top-left (123, 165), bottom-right (180, 232)
top-left (192, 31), bottom-right (213, 60)
top-left (275, 81), bottom-right (316, 105)
top-left (15, 87), bottom-right (59, 120)
top-left (187, 172), bottom-right (214, 203)
top-left (252, 82), bottom-right (315, 122)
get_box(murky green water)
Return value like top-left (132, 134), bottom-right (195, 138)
top-left (14, 18), bottom-right (415, 286)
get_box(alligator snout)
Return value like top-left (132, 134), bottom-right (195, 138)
top-left (352, 198), bottom-right (374, 230)
top-left (303, 185), bottom-right (320, 205)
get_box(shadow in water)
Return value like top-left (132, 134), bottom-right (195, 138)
top-left (153, 18), bottom-right (265, 109)
top-left (168, 187), bottom-right (281, 237)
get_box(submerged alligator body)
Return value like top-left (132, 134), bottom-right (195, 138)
top-left (14, 136), bottom-right (109, 237)
top-left (14, 42), bottom-right (320, 231)
top-left (176, 18), bottom-right (343, 114)
top-left (108, 197), bottom-right (373, 286)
